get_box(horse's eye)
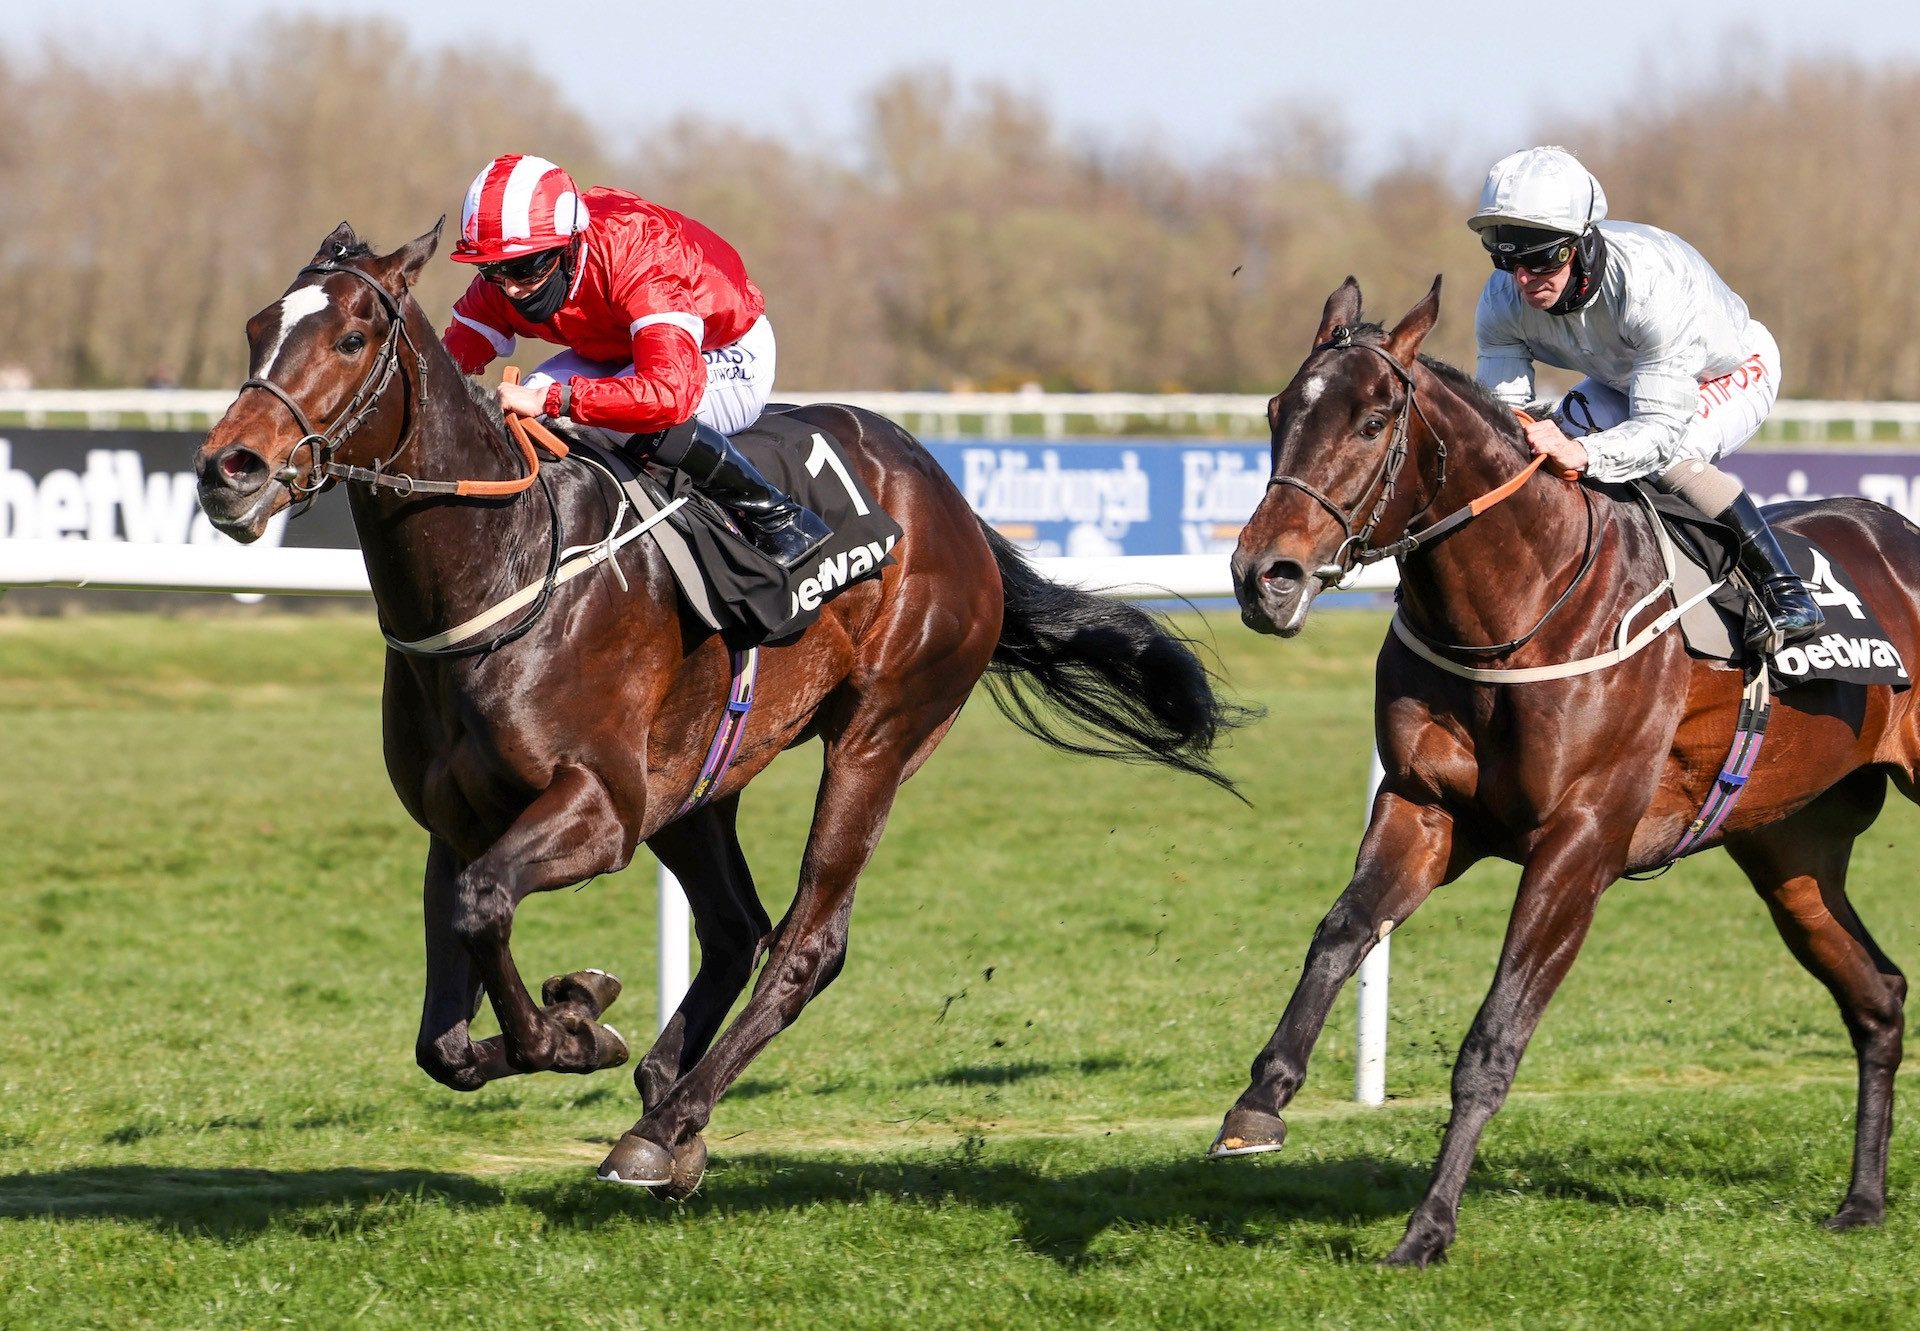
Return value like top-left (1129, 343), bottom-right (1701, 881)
top-left (337, 332), bottom-right (366, 355)
top-left (1360, 415), bottom-right (1386, 439)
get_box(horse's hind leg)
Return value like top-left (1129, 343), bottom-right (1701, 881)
top-left (1724, 769), bottom-right (1906, 1230)
top-left (636, 794), bottom-right (772, 1109)
top-left (598, 695), bottom-right (964, 1188)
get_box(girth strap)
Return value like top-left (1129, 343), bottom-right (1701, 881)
top-left (1657, 665), bottom-right (1772, 865)
top-left (674, 647), bottom-right (760, 818)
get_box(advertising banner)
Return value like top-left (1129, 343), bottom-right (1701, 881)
top-left (5, 428), bottom-right (1920, 561)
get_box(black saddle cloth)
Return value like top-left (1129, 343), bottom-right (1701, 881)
top-left (561, 407), bottom-right (904, 645)
top-left (1627, 483), bottom-right (1909, 688)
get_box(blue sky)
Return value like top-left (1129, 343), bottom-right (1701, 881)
top-left (20, 0), bottom-right (1920, 178)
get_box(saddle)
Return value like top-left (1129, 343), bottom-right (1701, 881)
top-left (1631, 485), bottom-right (1909, 689)
top-left (556, 407), bottom-right (904, 645)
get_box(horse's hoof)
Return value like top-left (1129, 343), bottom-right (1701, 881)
top-left (598, 1132), bottom-right (673, 1188)
top-left (648, 1135), bottom-right (709, 1202)
top-left (552, 1011), bottom-right (630, 1071)
top-left (1380, 1218), bottom-right (1452, 1268)
top-left (595, 1023), bottom-right (631, 1069)
top-left (1208, 1107), bottom-right (1288, 1158)
top-left (543, 968), bottom-right (623, 1016)
top-left (1822, 1198), bottom-right (1885, 1231)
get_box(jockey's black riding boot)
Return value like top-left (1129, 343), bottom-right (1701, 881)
top-left (675, 421), bottom-right (832, 570)
top-left (1718, 491), bottom-right (1825, 651)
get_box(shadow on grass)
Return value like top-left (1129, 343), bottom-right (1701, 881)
top-left (0, 1139), bottom-right (1802, 1262)
top-left (516, 1151), bottom-right (1436, 1265)
top-left (918, 1055), bottom-right (1130, 1088)
top-left (0, 1166), bottom-right (502, 1238)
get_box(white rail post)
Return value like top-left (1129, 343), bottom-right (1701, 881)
top-left (657, 863), bottom-right (691, 1033)
top-left (1355, 749), bottom-right (1390, 1105)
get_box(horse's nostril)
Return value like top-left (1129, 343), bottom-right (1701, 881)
top-left (215, 446), bottom-right (270, 493)
top-left (1261, 559), bottom-right (1305, 587)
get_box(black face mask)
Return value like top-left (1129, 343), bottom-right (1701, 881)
top-left (506, 241), bottom-right (577, 323)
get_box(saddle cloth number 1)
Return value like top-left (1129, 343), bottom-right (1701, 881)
top-left (806, 433), bottom-right (871, 517)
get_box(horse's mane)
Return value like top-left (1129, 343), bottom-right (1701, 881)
top-left (1344, 320), bottom-right (1528, 455)
top-left (458, 374), bottom-right (510, 434)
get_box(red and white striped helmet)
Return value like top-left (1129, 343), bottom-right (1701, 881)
top-left (452, 154), bottom-right (589, 264)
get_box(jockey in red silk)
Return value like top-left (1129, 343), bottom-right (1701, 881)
top-left (443, 154), bottom-right (831, 569)
top-left (1470, 146), bottom-right (1822, 650)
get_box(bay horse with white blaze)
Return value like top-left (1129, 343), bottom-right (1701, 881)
top-left (194, 220), bottom-right (1243, 1196)
top-left (1219, 276), bottom-right (1918, 1265)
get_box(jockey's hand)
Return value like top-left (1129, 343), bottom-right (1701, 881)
top-left (495, 379), bottom-right (546, 419)
top-left (1522, 416), bottom-right (1587, 477)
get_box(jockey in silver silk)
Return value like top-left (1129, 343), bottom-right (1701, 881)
top-left (1469, 145), bottom-right (1823, 650)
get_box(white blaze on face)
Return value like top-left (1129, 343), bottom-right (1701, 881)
top-left (1297, 374), bottom-right (1326, 407)
top-left (257, 285), bottom-right (333, 377)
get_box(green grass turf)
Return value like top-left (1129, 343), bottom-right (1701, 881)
top-left (0, 609), bottom-right (1916, 1328)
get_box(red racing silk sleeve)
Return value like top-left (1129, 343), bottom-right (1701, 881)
top-left (557, 246), bottom-right (710, 430)
top-left (443, 277), bottom-right (518, 375)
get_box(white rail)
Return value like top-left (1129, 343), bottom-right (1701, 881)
top-left (6, 387), bottom-right (1920, 442)
top-left (0, 541), bottom-right (1400, 598)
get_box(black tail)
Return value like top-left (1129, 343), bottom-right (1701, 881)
top-left (980, 521), bottom-right (1255, 792)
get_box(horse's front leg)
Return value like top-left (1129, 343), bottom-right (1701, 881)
top-left (446, 764), bottom-right (637, 1078)
top-left (1212, 792), bottom-right (1463, 1156)
top-left (1382, 821), bottom-right (1625, 1267)
top-left (414, 825), bottom-right (628, 1089)
top-left (414, 836), bottom-right (514, 1090)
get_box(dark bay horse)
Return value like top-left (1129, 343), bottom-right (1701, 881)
top-left (194, 221), bottom-right (1243, 1196)
top-left (1220, 276), bottom-right (1918, 1265)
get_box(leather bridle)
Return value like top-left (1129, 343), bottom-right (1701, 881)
top-left (1265, 324), bottom-right (1601, 659)
top-left (237, 260), bottom-right (429, 505)
top-left (233, 257), bottom-right (569, 658)
top-left (1265, 325), bottom-right (1451, 585)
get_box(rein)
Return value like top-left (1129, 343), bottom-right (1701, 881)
top-left (1269, 329), bottom-right (1595, 656)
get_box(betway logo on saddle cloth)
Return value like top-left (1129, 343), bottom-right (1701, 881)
top-left (1768, 539), bottom-right (1910, 687)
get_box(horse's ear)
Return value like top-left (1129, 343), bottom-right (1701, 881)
top-left (311, 221), bottom-right (360, 265)
top-left (1313, 277), bottom-right (1362, 346)
top-left (1384, 275), bottom-right (1443, 368)
top-left (379, 216), bottom-right (445, 295)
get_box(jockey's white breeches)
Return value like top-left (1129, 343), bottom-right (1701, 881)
top-left (526, 314), bottom-right (777, 435)
top-left (1560, 322), bottom-right (1781, 466)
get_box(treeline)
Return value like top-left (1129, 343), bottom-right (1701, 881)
top-left (3, 19), bottom-right (1916, 399)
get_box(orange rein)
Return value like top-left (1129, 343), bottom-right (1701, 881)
top-left (1455, 408), bottom-right (1578, 522)
top-left (455, 367), bottom-right (571, 498)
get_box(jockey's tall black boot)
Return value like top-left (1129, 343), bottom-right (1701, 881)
top-left (669, 421), bottom-right (832, 570)
top-left (1718, 491), bottom-right (1824, 651)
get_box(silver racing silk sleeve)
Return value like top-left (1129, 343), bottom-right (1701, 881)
top-left (1472, 221), bottom-right (1757, 484)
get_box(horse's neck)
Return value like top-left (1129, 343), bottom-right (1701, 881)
top-left (1397, 388), bottom-right (1632, 651)
top-left (347, 307), bottom-right (570, 642)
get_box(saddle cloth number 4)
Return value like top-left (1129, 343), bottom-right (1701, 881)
top-left (1805, 548), bottom-right (1864, 621)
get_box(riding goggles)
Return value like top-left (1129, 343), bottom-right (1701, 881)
top-left (478, 248), bottom-right (566, 287)
top-left (1485, 234), bottom-right (1577, 275)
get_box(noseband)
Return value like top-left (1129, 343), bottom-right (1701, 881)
top-left (1265, 325), bottom-right (1449, 585)
top-left (237, 261), bottom-right (428, 502)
